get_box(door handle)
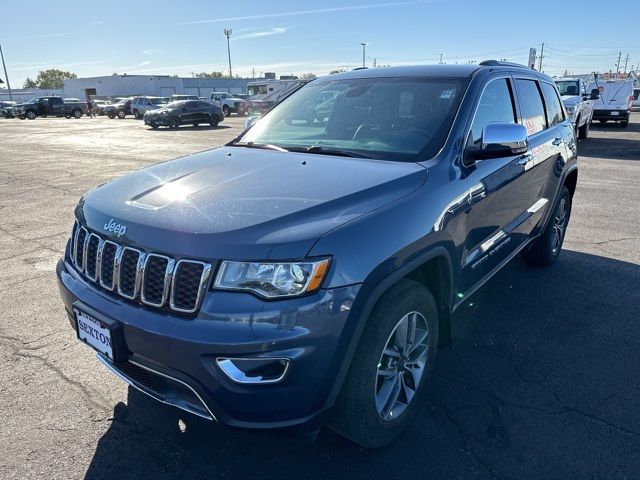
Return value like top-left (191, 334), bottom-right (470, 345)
top-left (552, 137), bottom-right (563, 146)
top-left (516, 154), bottom-right (532, 166)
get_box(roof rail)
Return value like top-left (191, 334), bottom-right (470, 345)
top-left (479, 60), bottom-right (528, 69)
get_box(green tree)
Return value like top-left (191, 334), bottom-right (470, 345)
top-left (194, 71), bottom-right (224, 78)
top-left (299, 72), bottom-right (317, 79)
top-left (329, 69), bottom-right (345, 75)
top-left (23, 77), bottom-right (38, 88)
top-left (34, 69), bottom-right (77, 89)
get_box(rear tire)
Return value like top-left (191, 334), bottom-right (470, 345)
top-left (133, 110), bottom-right (140, 119)
top-left (107, 113), bottom-right (115, 119)
top-left (328, 279), bottom-right (438, 448)
top-left (521, 186), bottom-right (572, 267)
top-left (209, 120), bottom-right (219, 127)
top-left (169, 117), bottom-right (180, 129)
top-left (150, 123), bottom-right (159, 129)
top-left (222, 105), bottom-right (231, 117)
top-left (73, 109), bottom-right (83, 119)
top-left (578, 119), bottom-right (589, 140)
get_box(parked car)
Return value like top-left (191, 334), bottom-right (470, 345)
top-left (209, 92), bottom-right (248, 116)
top-left (236, 94), bottom-right (269, 114)
top-left (104, 98), bottom-right (132, 119)
top-left (171, 94), bottom-right (199, 101)
top-left (586, 78), bottom-right (634, 127)
top-left (92, 100), bottom-right (111, 116)
top-left (131, 96), bottom-right (170, 119)
top-left (57, 61), bottom-right (577, 448)
top-left (554, 78), bottom-right (597, 139)
top-left (0, 100), bottom-right (16, 118)
top-left (14, 96), bottom-right (85, 119)
top-left (143, 100), bottom-right (224, 129)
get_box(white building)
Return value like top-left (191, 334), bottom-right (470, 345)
top-left (0, 88), bottom-right (63, 102)
top-left (63, 75), bottom-right (257, 100)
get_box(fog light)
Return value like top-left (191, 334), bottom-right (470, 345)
top-left (216, 357), bottom-right (290, 384)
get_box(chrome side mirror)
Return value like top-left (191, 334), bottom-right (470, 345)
top-left (471, 122), bottom-right (529, 160)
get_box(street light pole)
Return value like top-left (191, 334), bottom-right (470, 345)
top-left (0, 42), bottom-right (13, 101)
top-left (224, 29), bottom-right (233, 78)
top-left (361, 43), bottom-right (367, 68)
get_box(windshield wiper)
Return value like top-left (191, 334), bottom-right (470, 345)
top-left (288, 145), bottom-right (372, 158)
top-left (231, 142), bottom-right (289, 152)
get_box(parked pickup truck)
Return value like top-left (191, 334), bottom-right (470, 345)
top-left (14, 96), bottom-right (86, 120)
top-left (554, 78), bottom-right (598, 139)
top-left (58, 61), bottom-right (577, 448)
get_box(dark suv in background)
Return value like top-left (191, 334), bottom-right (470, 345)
top-left (57, 61), bottom-right (577, 448)
top-left (143, 100), bottom-right (224, 128)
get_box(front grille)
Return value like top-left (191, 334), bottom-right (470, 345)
top-left (70, 221), bottom-right (212, 314)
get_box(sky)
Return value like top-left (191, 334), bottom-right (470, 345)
top-left (1, 0), bottom-right (638, 87)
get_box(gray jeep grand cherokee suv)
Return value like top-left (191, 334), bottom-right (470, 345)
top-left (57, 61), bottom-right (577, 447)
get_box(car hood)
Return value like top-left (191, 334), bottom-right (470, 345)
top-left (78, 147), bottom-right (427, 260)
top-left (561, 95), bottom-right (581, 106)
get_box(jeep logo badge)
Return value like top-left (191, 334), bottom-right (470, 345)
top-left (103, 218), bottom-right (127, 238)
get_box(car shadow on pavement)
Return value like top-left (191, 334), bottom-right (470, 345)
top-left (83, 250), bottom-right (640, 480)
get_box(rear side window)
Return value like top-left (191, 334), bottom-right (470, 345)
top-left (540, 82), bottom-right (564, 126)
top-left (514, 79), bottom-right (546, 136)
top-left (469, 78), bottom-right (515, 147)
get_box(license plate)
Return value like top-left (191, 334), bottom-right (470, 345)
top-left (75, 307), bottom-right (114, 360)
top-left (610, 111), bottom-right (620, 116)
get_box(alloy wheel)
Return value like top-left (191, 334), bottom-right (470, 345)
top-left (375, 311), bottom-right (429, 421)
top-left (552, 197), bottom-right (568, 254)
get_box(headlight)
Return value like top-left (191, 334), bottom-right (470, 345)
top-left (214, 258), bottom-right (330, 298)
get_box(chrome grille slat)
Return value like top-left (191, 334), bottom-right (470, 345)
top-left (68, 223), bottom-right (211, 313)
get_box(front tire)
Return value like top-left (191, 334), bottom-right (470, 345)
top-left (522, 185), bottom-right (572, 267)
top-left (329, 279), bottom-right (438, 448)
top-left (73, 109), bottom-right (83, 119)
top-left (169, 117), bottom-right (180, 129)
top-left (117, 110), bottom-right (126, 119)
top-left (133, 109), bottom-right (140, 119)
top-left (222, 105), bottom-right (231, 117)
top-left (26, 110), bottom-right (37, 120)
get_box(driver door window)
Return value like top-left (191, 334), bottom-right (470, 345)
top-left (468, 79), bottom-right (516, 148)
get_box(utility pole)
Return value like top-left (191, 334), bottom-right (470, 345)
top-left (623, 53), bottom-right (629, 74)
top-left (0, 42), bottom-right (13, 101)
top-left (538, 43), bottom-right (545, 72)
top-left (615, 51), bottom-right (621, 74)
top-left (373, 57), bottom-right (377, 68)
top-left (360, 43), bottom-right (367, 68)
top-left (439, 53), bottom-right (444, 64)
top-left (224, 28), bottom-right (233, 78)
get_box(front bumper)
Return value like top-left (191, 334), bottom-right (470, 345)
top-left (592, 109), bottom-right (629, 121)
top-left (57, 254), bottom-right (360, 431)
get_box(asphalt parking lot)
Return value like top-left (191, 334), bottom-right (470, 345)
top-left (1, 113), bottom-right (639, 480)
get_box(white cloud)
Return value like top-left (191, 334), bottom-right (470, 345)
top-left (179, 0), bottom-right (434, 25)
top-left (142, 48), bottom-right (163, 55)
top-left (234, 27), bottom-right (292, 41)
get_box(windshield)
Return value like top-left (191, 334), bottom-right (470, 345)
top-left (238, 77), bottom-right (466, 162)
top-left (164, 101), bottom-right (186, 109)
top-left (248, 85), bottom-right (268, 95)
top-left (555, 81), bottom-right (580, 96)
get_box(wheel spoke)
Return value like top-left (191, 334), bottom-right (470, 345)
top-left (393, 315), bottom-right (409, 352)
top-left (400, 373), bottom-right (415, 404)
top-left (376, 375), bottom-right (401, 420)
top-left (405, 327), bottom-right (428, 357)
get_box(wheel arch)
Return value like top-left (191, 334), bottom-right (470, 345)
top-left (564, 167), bottom-right (578, 197)
top-left (324, 245), bottom-right (455, 410)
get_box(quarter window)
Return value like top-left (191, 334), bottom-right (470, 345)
top-left (469, 79), bottom-right (515, 147)
top-left (514, 79), bottom-right (547, 136)
top-left (540, 82), bottom-right (564, 127)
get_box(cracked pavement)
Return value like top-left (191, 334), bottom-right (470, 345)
top-left (0, 114), bottom-right (639, 479)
